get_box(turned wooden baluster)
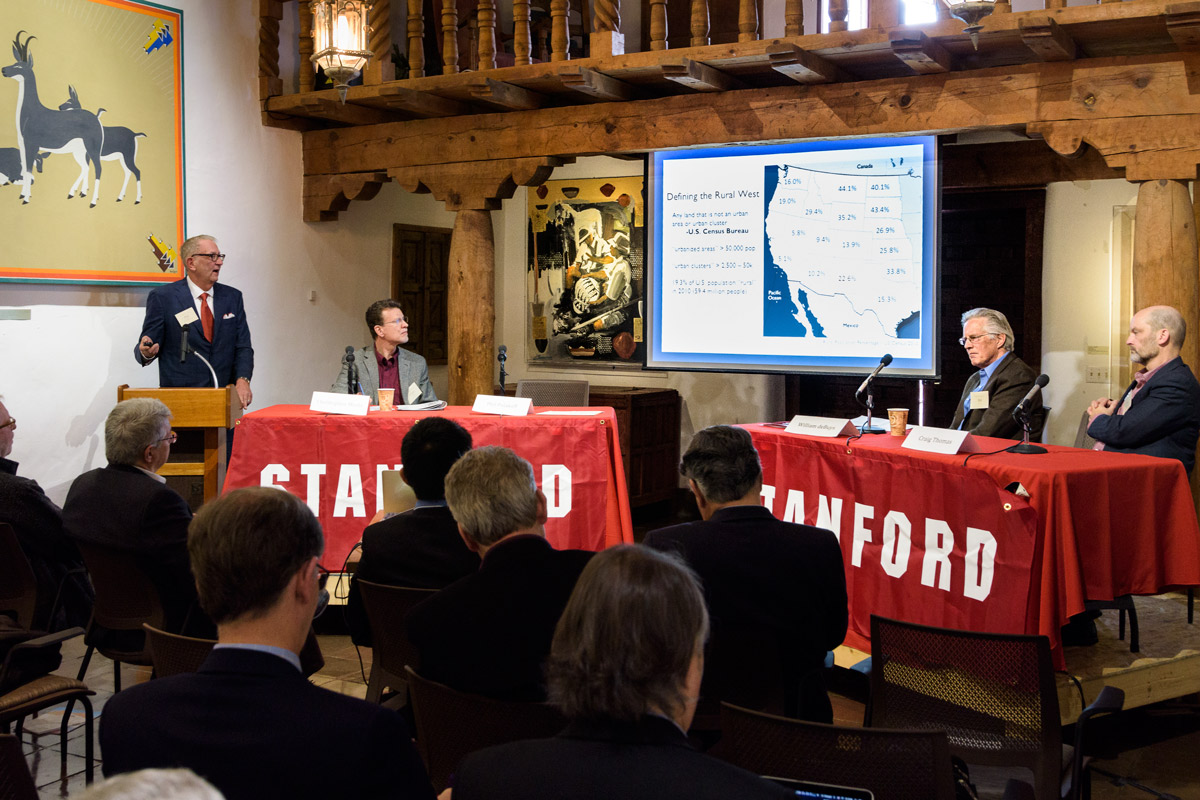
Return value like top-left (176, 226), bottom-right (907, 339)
top-left (404, 0), bottom-right (425, 77)
top-left (514, 0), bottom-right (533, 65)
top-left (649, 0), bottom-right (667, 49)
top-left (551, 0), bottom-right (570, 61)
top-left (366, 0), bottom-right (395, 83)
top-left (442, 0), bottom-right (460, 74)
top-left (828, 0), bottom-right (849, 32)
top-left (478, 0), bottom-right (497, 70)
top-left (690, 0), bottom-right (709, 46)
top-left (784, 0), bottom-right (803, 36)
top-left (738, 0), bottom-right (758, 41)
top-left (259, 1), bottom-right (282, 100)
top-left (593, 0), bottom-right (623, 56)
top-left (299, 1), bottom-right (315, 92)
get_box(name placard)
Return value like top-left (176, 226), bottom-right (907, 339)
top-left (310, 391), bottom-right (370, 416)
top-left (902, 426), bottom-right (979, 455)
top-left (783, 415), bottom-right (858, 437)
top-left (472, 394), bottom-right (533, 416)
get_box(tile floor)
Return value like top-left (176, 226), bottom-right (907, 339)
top-left (15, 624), bottom-right (1200, 799)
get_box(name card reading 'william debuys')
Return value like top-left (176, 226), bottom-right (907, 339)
top-left (902, 426), bottom-right (980, 455)
top-left (783, 415), bottom-right (859, 437)
top-left (310, 391), bottom-right (371, 416)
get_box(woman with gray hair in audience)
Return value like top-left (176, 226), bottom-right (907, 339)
top-left (447, 544), bottom-right (790, 800)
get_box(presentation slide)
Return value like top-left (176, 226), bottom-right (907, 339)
top-left (646, 136), bottom-right (939, 377)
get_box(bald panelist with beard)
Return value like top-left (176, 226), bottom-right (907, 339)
top-left (1087, 305), bottom-right (1200, 474)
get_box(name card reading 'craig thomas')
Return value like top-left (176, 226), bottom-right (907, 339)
top-left (902, 426), bottom-right (980, 455)
top-left (783, 415), bottom-right (859, 437)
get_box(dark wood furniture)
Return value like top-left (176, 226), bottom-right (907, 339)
top-left (588, 387), bottom-right (680, 508)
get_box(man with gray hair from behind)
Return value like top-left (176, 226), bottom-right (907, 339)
top-left (949, 307), bottom-right (1042, 439)
top-left (62, 397), bottom-right (214, 642)
top-left (406, 445), bottom-right (594, 701)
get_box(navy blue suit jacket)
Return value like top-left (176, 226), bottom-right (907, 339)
top-left (136, 278), bottom-right (254, 388)
top-left (453, 715), bottom-right (791, 800)
top-left (101, 648), bottom-right (434, 800)
top-left (1087, 356), bottom-right (1200, 474)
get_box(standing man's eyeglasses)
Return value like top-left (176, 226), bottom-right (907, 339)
top-left (193, 253), bottom-right (226, 261)
top-left (0, 417), bottom-right (14, 431)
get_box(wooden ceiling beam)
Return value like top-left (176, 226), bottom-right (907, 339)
top-left (1019, 17), bottom-right (1078, 62)
top-left (767, 43), bottom-right (850, 85)
top-left (557, 67), bottom-right (637, 101)
top-left (889, 31), bottom-right (953, 75)
top-left (283, 96), bottom-right (403, 125)
top-left (658, 58), bottom-right (747, 92)
top-left (1166, 2), bottom-right (1200, 51)
top-left (366, 85), bottom-right (473, 117)
top-left (466, 78), bottom-right (547, 110)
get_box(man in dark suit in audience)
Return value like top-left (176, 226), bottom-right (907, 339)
top-left (0, 395), bottom-right (92, 630)
top-left (62, 398), bottom-right (213, 640)
top-left (645, 425), bottom-right (848, 723)
top-left (1088, 304), bottom-right (1200, 474)
top-left (345, 417), bottom-right (480, 645)
top-left (406, 446), bottom-right (594, 701)
top-left (100, 487), bottom-right (434, 800)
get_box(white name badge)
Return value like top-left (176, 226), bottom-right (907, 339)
top-left (175, 308), bottom-right (199, 326)
top-left (902, 426), bottom-right (980, 455)
top-left (310, 391), bottom-right (370, 416)
top-left (472, 394), bottom-right (533, 416)
top-left (969, 390), bottom-right (990, 410)
top-left (783, 415), bottom-right (858, 437)
top-left (406, 382), bottom-right (423, 404)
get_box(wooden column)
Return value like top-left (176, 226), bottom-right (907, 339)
top-left (514, 0), bottom-right (533, 65)
top-left (649, 0), bottom-right (667, 49)
top-left (784, 0), bottom-right (803, 37)
top-left (299, 1), bottom-right (316, 93)
top-left (448, 211), bottom-right (497, 404)
top-left (690, 0), bottom-right (709, 46)
top-left (551, 0), bottom-right (571, 61)
top-left (592, 0), bottom-right (625, 56)
top-left (1134, 178), bottom-right (1200, 374)
top-left (828, 0), bottom-right (848, 32)
top-left (442, 0), bottom-right (461, 74)
top-left (737, 0), bottom-right (758, 42)
top-left (365, 0), bottom-right (396, 83)
top-left (478, 0), bottom-right (498, 71)
top-left (867, 0), bottom-right (899, 30)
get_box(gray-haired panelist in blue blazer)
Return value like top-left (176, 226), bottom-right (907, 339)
top-left (332, 299), bottom-right (436, 405)
top-left (135, 234), bottom-right (255, 410)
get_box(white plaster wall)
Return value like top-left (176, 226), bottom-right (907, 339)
top-left (1040, 179), bottom-right (1138, 446)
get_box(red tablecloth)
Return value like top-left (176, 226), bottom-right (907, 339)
top-left (746, 425), bottom-right (1200, 668)
top-left (225, 405), bottom-right (634, 570)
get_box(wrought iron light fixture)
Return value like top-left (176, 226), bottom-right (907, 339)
top-left (941, 0), bottom-right (996, 50)
top-left (310, 0), bottom-right (373, 103)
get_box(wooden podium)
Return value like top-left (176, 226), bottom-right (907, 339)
top-left (117, 385), bottom-right (242, 504)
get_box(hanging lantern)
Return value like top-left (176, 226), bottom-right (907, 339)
top-left (310, 0), bottom-right (373, 103)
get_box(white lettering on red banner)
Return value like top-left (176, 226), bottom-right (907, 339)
top-left (760, 483), bottom-right (995, 601)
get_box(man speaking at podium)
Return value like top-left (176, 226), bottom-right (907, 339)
top-left (134, 235), bottom-right (254, 410)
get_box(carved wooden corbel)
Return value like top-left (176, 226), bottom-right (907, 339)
top-left (303, 172), bottom-right (390, 222)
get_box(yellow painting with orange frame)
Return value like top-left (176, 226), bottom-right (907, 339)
top-left (0, 0), bottom-right (184, 284)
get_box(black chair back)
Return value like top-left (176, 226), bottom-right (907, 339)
top-left (0, 525), bottom-right (36, 630)
top-left (356, 580), bottom-right (436, 705)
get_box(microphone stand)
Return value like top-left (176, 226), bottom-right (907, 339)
top-left (497, 347), bottom-right (508, 395)
top-left (180, 337), bottom-right (220, 388)
top-left (344, 350), bottom-right (358, 394)
top-left (1008, 407), bottom-right (1047, 454)
top-left (856, 383), bottom-right (886, 434)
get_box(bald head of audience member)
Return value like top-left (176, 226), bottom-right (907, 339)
top-left (401, 417), bottom-right (472, 501)
top-left (1127, 305), bottom-right (1187, 371)
top-left (444, 445), bottom-right (547, 556)
top-left (678, 425), bottom-right (763, 519)
top-left (549, 545), bottom-right (709, 731)
top-left (188, 487), bottom-right (324, 654)
top-left (106, 398), bottom-right (174, 473)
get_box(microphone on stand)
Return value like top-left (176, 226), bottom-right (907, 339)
top-left (180, 326), bottom-right (190, 363)
top-left (344, 346), bottom-right (359, 395)
top-left (1010, 374), bottom-right (1050, 455)
top-left (856, 353), bottom-right (893, 397)
top-left (498, 344), bottom-right (508, 395)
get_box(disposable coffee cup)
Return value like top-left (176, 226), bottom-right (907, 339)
top-left (377, 388), bottom-right (395, 411)
top-left (887, 408), bottom-right (909, 436)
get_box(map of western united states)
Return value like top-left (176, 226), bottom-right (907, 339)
top-left (764, 163), bottom-right (921, 342)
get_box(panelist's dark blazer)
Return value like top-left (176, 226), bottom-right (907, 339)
top-left (645, 505), bottom-right (848, 721)
top-left (345, 504), bottom-right (481, 645)
top-left (135, 278), bottom-right (254, 388)
top-left (949, 352), bottom-right (1042, 440)
top-left (62, 463), bottom-right (211, 638)
top-left (1087, 355), bottom-right (1200, 474)
top-left (100, 648), bottom-right (435, 800)
top-left (452, 715), bottom-right (792, 800)
top-left (406, 534), bottom-right (593, 701)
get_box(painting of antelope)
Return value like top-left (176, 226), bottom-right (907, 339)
top-left (0, 0), bottom-right (184, 284)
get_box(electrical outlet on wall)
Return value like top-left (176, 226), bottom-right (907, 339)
top-left (1086, 366), bottom-right (1109, 383)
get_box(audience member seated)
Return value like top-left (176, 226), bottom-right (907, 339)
top-left (77, 768), bottom-right (225, 800)
top-left (406, 446), bottom-right (593, 701)
top-left (645, 425), bottom-right (848, 723)
top-left (0, 394), bottom-right (93, 629)
top-left (100, 487), bottom-right (435, 800)
top-left (450, 545), bottom-right (791, 800)
top-left (345, 417), bottom-right (480, 645)
top-left (62, 398), bottom-right (213, 642)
